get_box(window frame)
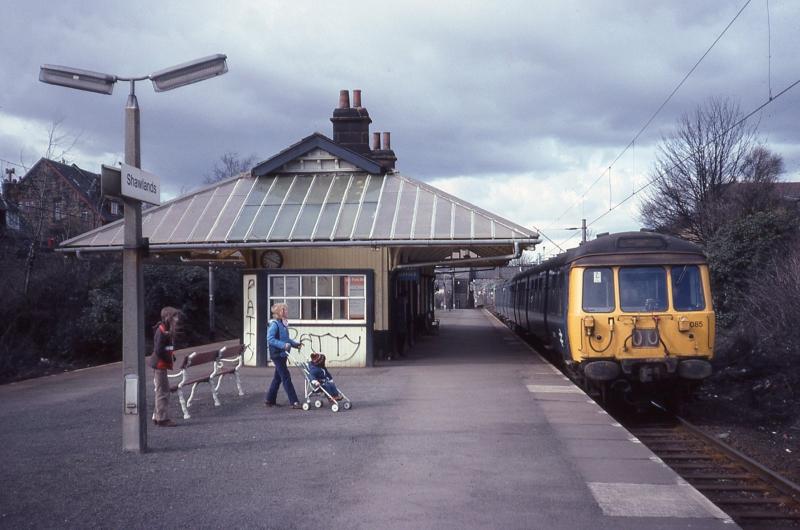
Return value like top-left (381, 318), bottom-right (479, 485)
top-left (670, 265), bottom-right (706, 312)
top-left (618, 266), bottom-right (669, 313)
top-left (268, 273), bottom-right (368, 324)
top-left (581, 267), bottom-right (616, 313)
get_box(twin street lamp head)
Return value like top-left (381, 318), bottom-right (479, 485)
top-left (39, 54), bottom-right (228, 95)
top-left (38, 65), bottom-right (117, 95)
top-left (149, 54), bottom-right (228, 92)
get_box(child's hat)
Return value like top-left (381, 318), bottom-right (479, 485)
top-left (310, 353), bottom-right (326, 365)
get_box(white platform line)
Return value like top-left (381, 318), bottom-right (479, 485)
top-left (526, 384), bottom-right (584, 394)
top-left (587, 482), bottom-right (734, 522)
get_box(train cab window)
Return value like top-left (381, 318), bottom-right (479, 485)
top-left (582, 268), bottom-right (615, 312)
top-left (671, 265), bottom-right (705, 311)
top-left (619, 267), bottom-right (667, 312)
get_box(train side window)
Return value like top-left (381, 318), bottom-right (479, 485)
top-left (671, 265), bottom-right (705, 311)
top-left (582, 268), bottom-right (615, 312)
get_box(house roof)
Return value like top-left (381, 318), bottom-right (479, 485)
top-left (26, 158), bottom-right (117, 223)
top-left (774, 181), bottom-right (800, 200)
top-left (59, 137), bottom-right (538, 256)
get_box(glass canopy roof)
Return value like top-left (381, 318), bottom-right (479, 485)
top-left (61, 154), bottom-right (537, 252)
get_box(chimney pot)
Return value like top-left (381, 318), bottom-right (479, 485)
top-left (338, 89), bottom-right (350, 109)
top-left (382, 132), bottom-right (391, 150)
top-left (353, 89), bottom-right (362, 108)
top-left (372, 132), bottom-right (381, 151)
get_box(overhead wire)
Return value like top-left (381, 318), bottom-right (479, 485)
top-left (586, 76), bottom-right (800, 228)
top-left (550, 0), bottom-right (754, 226)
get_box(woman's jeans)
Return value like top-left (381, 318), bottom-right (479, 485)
top-left (266, 356), bottom-right (298, 404)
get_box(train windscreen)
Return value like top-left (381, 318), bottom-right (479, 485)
top-left (619, 267), bottom-right (667, 312)
top-left (671, 265), bottom-right (705, 311)
top-left (582, 268), bottom-right (615, 312)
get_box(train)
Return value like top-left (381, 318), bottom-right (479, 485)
top-left (495, 231), bottom-right (714, 408)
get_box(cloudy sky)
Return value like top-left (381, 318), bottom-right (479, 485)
top-left (2, 0), bottom-right (798, 256)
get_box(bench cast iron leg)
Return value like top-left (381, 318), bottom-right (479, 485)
top-left (187, 383), bottom-right (199, 409)
top-left (178, 388), bottom-right (191, 419)
top-left (210, 379), bottom-right (221, 407)
top-left (234, 371), bottom-right (244, 396)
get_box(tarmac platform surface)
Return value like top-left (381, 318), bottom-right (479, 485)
top-left (0, 309), bottom-right (735, 529)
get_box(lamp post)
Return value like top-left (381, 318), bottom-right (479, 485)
top-left (39, 54), bottom-right (228, 453)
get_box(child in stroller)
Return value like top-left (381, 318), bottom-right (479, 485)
top-left (294, 352), bottom-right (351, 412)
top-left (308, 353), bottom-right (342, 401)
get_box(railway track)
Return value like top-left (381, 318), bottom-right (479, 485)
top-left (492, 309), bottom-right (800, 527)
top-left (624, 409), bottom-right (800, 528)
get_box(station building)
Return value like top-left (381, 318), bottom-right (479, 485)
top-left (60, 90), bottom-right (539, 367)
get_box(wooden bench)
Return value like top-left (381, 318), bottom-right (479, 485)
top-left (168, 339), bottom-right (244, 419)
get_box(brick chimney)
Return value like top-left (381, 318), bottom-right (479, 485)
top-left (2, 167), bottom-right (17, 202)
top-left (330, 89), bottom-right (372, 155)
top-left (370, 131), bottom-right (397, 171)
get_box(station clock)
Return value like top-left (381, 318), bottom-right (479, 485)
top-left (260, 250), bottom-right (283, 269)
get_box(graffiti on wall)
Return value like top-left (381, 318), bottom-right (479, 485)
top-left (243, 275), bottom-right (257, 365)
top-left (288, 327), bottom-right (363, 363)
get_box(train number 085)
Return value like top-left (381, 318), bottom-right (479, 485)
top-left (689, 321), bottom-right (703, 328)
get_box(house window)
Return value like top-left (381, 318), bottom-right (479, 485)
top-left (110, 201), bottom-right (121, 215)
top-left (53, 201), bottom-right (65, 221)
top-left (80, 210), bottom-right (90, 221)
top-left (269, 274), bottom-right (367, 323)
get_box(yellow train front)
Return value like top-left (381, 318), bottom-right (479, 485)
top-left (497, 231), bottom-right (714, 406)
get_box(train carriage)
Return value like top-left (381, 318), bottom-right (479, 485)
top-left (497, 231), bottom-right (714, 406)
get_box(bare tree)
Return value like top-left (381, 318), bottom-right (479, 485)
top-left (725, 145), bottom-right (785, 215)
top-left (204, 152), bottom-right (258, 184)
top-left (640, 98), bottom-right (756, 244)
top-left (19, 120), bottom-right (82, 296)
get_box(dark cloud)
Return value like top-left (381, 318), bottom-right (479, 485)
top-left (2, 0), bottom-right (798, 215)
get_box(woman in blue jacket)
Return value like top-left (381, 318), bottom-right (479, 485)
top-left (265, 303), bottom-right (302, 409)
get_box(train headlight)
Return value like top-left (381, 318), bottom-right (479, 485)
top-left (678, 316), bottom-right (690, 332)
top-left (583, 316), bottom-right (595, 335)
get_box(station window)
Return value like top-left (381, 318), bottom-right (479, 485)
top-left (582, 267), bottom-right (615, 313)
top-left (671, 265), bottom-right (705, 311)
top-left (269, 273), bottom-right (367, 323)
top-left (619, 266), bottom-right (667, 312)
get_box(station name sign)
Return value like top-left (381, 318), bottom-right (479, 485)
top-left (121, 164), bottom-right (161, 205)
top-left (101, 164), bottom-right (161, 205)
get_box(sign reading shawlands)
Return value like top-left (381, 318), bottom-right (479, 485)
top-left (121, 163), bottom-right (161, 205)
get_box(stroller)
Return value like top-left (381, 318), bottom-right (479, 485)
top-left (287, 351), bottom-right (352, 412)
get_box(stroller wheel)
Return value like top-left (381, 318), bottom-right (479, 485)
top-left (331, 403), bottom-right (339, 413)
top-left (314, 400), bottom-right (322, 409)
top-left (302, 402), bottom-right (310, 411)
top-left (343, 401), bottom-right (352, 410)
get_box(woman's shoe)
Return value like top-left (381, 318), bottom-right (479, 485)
top-left (157, 419), bottom-right (177, 427)
top-left (291, 402), bottom-right (302, 409)
top-left (265, 401), bottom-right (277, 407)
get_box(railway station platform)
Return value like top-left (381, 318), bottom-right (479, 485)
top-left (0, 309), bottom-right (734, 528)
